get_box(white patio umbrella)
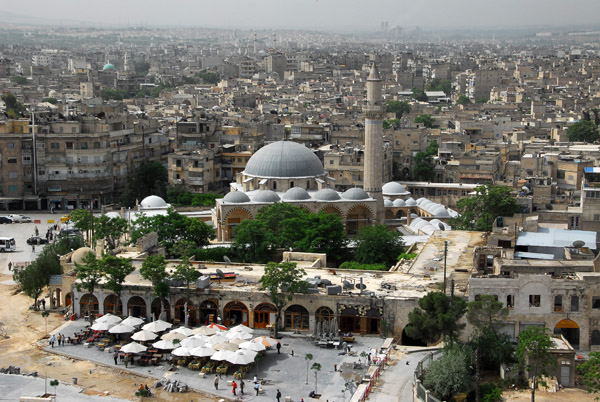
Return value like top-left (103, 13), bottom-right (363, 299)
top-left (109, 323), bottom-right (136, 334)
top-left (173, 327), bottom-right (195, 337)
top-left (142, 320), bottom-right (172, 333)
top-left (239, 341), bottom-right (266, 352)
top-left (120, 341), bottom-right (147, 354)
top-left (253, 336), bottom-right (278, 347)
top-left (206, 334), bottom-right (229, 345)
top-left (95, 313), bottom-right (122, 325)
top-left (226, 350), bottom-right (256, 365)
top-left (172, 346), bottom-right (191, 357)
top-left (213, 341), bottom-right (239, 352)
top-left (192, 326), bottom-right (217, 336)
top-left (230, 324), bottom-right (254, 334)
top-left (131, 329), bottom-right (158, 342)
top-left (228, 337), bottom-right (246, 346)
top-left (227, 331), bottom-right (253, 341)
top-left (91, 322), bottom-right (116, 332)
top-left (161, 332), bottom-right (186, 341)
top-left (211, 349), bottom-right (235, 362)
top-left (121, 316), bottom-right (144, 327)
top-left (190, 345), bottom-right (216, 358)
top-left (152, 339), bottom-right (177, 350)
top-left (180, 336), bottom-right (208, 349)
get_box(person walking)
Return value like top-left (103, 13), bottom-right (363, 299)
top-left (113, 351), bottom-right (118, 365)
top-left (276, 341), bottom-right (281, 354)
top-left (57, 333), bottom-right (62, 346)
top-left (41, 299), bottom-right (45, 310)
top-left (214, 375), bottom-right (219, 390)
top-left (232, 380), bottom-right (237, 395)
top-left (7, 262), bottom-right (11, 271)
top-left (240, 379), bottom-right (244, 395)
top-left (35, 226), bottom-right (39, 236)
top-left (276, 388), bottom-right (282, 402)
top-left (124, 354), bottom-right (129, 368)
top-left (254, 382), bottom-right (260, 396)
top-left (49, 334), bottom-right (56, 348)
top-left (32, 244), bottom-right (35, 253)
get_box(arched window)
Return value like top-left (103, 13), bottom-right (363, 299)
top-left (284, 304), bottom-right (309, 330)
top-left (316, 306), bottom-right (334, 323)
top-left (592, 330), bottom-right (600, 346)
top-left (273, 181), bottom-right (277, 190)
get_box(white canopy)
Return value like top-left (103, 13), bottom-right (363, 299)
top-left (173, 327), bottom-right (195, 337)
top-left (121, 316), bottom-right (144, 327)
top-left (120, 342), bottom-right (147, 354)
top-left (192, 326), bottom-right (218, 336)
top-left (226, 350), bottom-right (256, 365)
top-left (213, 341), bottom-right (239, 352)
top-left (180, 336), bottom-right (208, 349)
top-left (229, 324), bottom-right (254, 334)
top-left (239, 341), bottom-right (266, 352)
top-left (152, 339), bottom-right (177, 350)
top-left (108, 323), bottom-right (136, 334)
top-left (206, 334), bottom-right (229, 345)
top-left (142, 320), bottom-right (172, 333)
top-left (227, 331), bottom-right (253, 341)
top-left (91, 322), bottom-right (116, 332)
top-left (190, 345), bottom-right (216, 358)
top-left (161, 332), bottom-right (186, 341)
top-left (131, 330), bottom-right (158, 342)
top-left (211, 350), bottom-right (236, 361)
top-left (95, 313), bottom-right (122, 325)
top-left (172, 346), bottom-right (191, 357)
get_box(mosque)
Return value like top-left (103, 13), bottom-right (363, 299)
top-left (211, 62), bottom-right (455, 241)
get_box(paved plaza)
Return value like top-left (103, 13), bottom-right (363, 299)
top-left (44, 319), bottom-right (390, 402)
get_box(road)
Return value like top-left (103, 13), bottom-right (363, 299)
top-left (370, 349), bottom-right (429, 402)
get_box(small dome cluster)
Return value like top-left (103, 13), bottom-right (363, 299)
top-left (409, 218), bottom-right (450, 235)
top-left (416, 198), bottom-right (450, 217)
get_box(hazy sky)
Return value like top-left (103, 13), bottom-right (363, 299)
top-left (3, 0), bottom-right (600, 30)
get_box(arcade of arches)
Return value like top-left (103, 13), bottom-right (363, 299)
top-left (79, 294), bottom-right (99, 318)
top-left (346, 205), bottom-right (372, 235)
top-left (554, 319), bottom-right (580, 349)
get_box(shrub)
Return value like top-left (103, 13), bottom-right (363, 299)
top-left (480, 383), bottom-right (502, 402)
top-left (193, 247), bottom-right (233, 262)
top-left (339, 261), bottom-right (387, 271)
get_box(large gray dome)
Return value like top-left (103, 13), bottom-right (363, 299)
top-left (244, 141), bottom-right (325, 178)
top-left (283, 187), bottom-right (311, 201)
top-left (382, 182), bottom-right (410, 196)
top-left (252, 190), bottom-right (280, 203)
top-left (342, 188), bottom-right (370, 200)
top-left (223, 191), bottom-right (251, 203)
top-left (140, 195), bottom-right (168, 209)
top-left (314, 188), bottom-right (341, 201)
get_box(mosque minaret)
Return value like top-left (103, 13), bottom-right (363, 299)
top-left (363, 61), bottom-right (385, 224)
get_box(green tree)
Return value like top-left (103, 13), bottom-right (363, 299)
top-left (450, 184), bottom-right (519, 231)
top-left (259, 262), bottom-right (307, 338)
top-left (476, 98), bottom-right (488, 104)
top-left (456, 95), bottom-right (472, 105)
top-left (194, 70), bottom-right (219, 85)
top-left (42, 97), bottom-right (58, 104)
top-left (1, 92), bottom-right (26, 118)
top-left (516, 326), bottom-right (555, 402)
top-left (139, 255), bottom-right (170, 320)
top-left (232, 219), bottom-right (270, 263)
top-left (73, 252), bottom-right (103, 323)
top-left (294, 211), bottom-right (346, 257)
top-left (52, 234), bottom-right (85, 256)
top-left (423, 345), bottom-right (472, 401)
top-left (427, 78), bottom-right (452, 96)
top-left (122, 161), bottom-right (168, 207)
top-left (134, 60), bottom-right (150, 75)
top-left (578, 352), bottom-right (600, 400)
top-left (405, 292), bottom-right (467, 344)
top-left (414, 114), bottom-right (435, 128)
top-left (411, 87), bottom-right (428, 102)
top-left (171, 257), bottom-right (198, 327)
top-left (14, 263), bottom-right (47, 310)
top-left (385, 100), bottom-right (411, 119)
top-left (100, 89), bottom-right (129, 100)
top-left (567, 120), bottom-right (600, 143)
top-left (102, 255), bottom-right (134, 315)
top-left (94, 215), bottom-right (128, 250)
top-left (311, 362), bottom-right (322, 394)
top-left (305, 353), bottom-right (313, 385)
top-left (11, 76), bottom-right (28, 85)
top-left (69, 209), bottom-right (92, 241)
top-left (412, 140), bottom-right (438, 181)
top-left (382, 118), bottom-right (401, 130)
top-left (467, 295), bottom-right (508, 333)
top-left (353, 224), bottom-right (404, 267)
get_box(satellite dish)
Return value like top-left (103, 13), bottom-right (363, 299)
top-left (223, 256), bottom-right (231, 263)
top-left (526, 169), bottom-right (534, 175)
top-left (356, 283), bottom-right (367, 290)
top-left (521, 186), bottom-right (531, 194)
top-left (542, 170), bottom-right (548, 176)
top-left (343, 280), bottom-right (354, 290)
top-left (573, 240), bottom-right (585, 248)
top-left (438, 222), bottom-right (446, 231)
top-left (216, 269), bottom-right (224, 278)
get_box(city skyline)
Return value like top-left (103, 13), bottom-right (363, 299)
top-left (1, 0), bottom-right (600, 31)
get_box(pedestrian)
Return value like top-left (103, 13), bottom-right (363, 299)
top-left (334, 363), bottom-right (337, 372)
top-left (232, 380), bottom-right (237, 395)
top-left (35, 226), bottom-right (39, 236)
top-left (32, 244), bottom-right (35, 252)
top-left (240, 379), bottom-right (244, 395)
top-left (276, 388), bottom-right (282, 402)
top-left (406, 360), bottom-right (410, 365)
top-left (124, 354), bottom-right (129, 368)
top-left (368, 353), bottom-right (371, 364)
top-left (7, 262), bottom-right (11, 271)
top-left (41, 299), bottom-right (46, 310)
top-left (57, 333), bottom-right (61, 346)
top-left (214, 375), bottom-right (219, 390)
top-left (49, 334), bottom-right (56, 348)
top-left (254, 382), bottom-right (260, 396)
top-left (276, 341), bottom-right (281, 354)
top-left (253, 375), bottom-right (258, 384)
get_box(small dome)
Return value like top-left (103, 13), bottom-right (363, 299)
top-left (393, 198), bottom-right (406, 207)
top-left (223, 191), bottom-right (251, 203)
top-left (252, 190), bottom-right (280, 203)
top-left (342, 188), bottom-right (370, 200)
top-left (416, 197), bottom-right (429, 205)
top-left (409, 218), bottom-right (424, 228)
top-left (420, 200), bottom-right (435, 211)
top-left (405, 197), bottom-right (417, 206)
top-left (103, 63), bottom-right (116, 71)
top-left (283, 187), bottom-right (311, 201)
top-left (104, 212), bottom-right (121, 219)
top-left (314, 188), bottom-right (341, 201)
top-left (384, 199), bottom-right (393, 207)
top-left (72, 247), bottom-right (96, 264)
top-left (382, 182), bottom-right (410, 196)
top-left (244, 141), bottom-right (325, 178)
top-left (140, 195), bottom-right (168, 209)
top-left (48, 90), bottom-right (60, 98)
top-left (432, 206), bottom-right (450, 217)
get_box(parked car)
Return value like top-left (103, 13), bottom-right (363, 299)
top-left (26, 236), bottom-right (48, 245)
top-left (0, 217), bottom-right (12, 224)
top-left (7, 214), bottom-right (32, 223)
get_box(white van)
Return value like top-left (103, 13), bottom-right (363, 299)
top-left (0, 237), bottom-right (16, 252)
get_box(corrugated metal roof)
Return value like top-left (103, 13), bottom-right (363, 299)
top-left (516, 227), bottom-right (597, 250)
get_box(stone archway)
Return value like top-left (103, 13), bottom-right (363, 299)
top-left (198, 299), bottom-right (218, 325)
top-left (65, 292), bottom-right (72, 308)
top-left (175, 298), bottom-right (196, 326)
top-left (320, 205), bottom-right (343, 218)
top-left (224, 301), bottom-right (249, 327)
top-left (285, 304), bottom-right (310, 331)
top-left (554, 319), bottom-right (579, 349)
top-left (103, 294), bottom-right (122, 316)
top-left (224, 208), bottom-right (252, 241)
top-left (80, 294), bottom-right (99, 319)
top-left (254, 303), bottom-right (277, 329)
top-left (151, 298), bottom-right (171, 322)
top-left (401, 327), bottom-right (427, 346)
top-left (127, 296), bottom-right (147, 318)
top-left (366, 308), bottom-right (381, 335)
top-left (346, 205), bottom-right (373, 235)
top-left (316, 306), bottom-right (334, 324)
top-left (340, 307), bottom-right (360, 333)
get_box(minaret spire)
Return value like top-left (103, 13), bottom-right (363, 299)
top-left (363, 61), bottom-right (385, 224)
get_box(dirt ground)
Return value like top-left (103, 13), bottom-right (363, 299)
top-left (0, 277), bottom-right (216, 402)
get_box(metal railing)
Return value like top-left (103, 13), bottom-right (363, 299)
top-left (413, 351), bottom-right (443, 402)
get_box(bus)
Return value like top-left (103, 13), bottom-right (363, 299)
top-left (0, 237), bottom-right (16, 252)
